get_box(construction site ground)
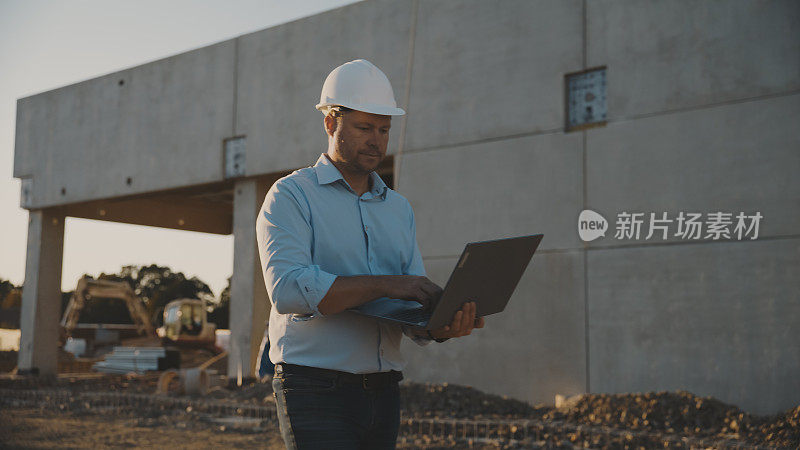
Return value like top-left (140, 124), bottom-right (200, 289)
top-left (1, 351), bottom-right (798, 449)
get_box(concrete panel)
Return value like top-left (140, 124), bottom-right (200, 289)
top-left (402, 250), bottom-right (586, 406)
top-left (404, 0), bottom-right (582, 151)
top-left (14, 40), bottom-right (236, 209)
top-left (236, 0), bottom-right (413, 175)
top-left (588, 238), bottom-right (800, 415)
top-left (398, 132), bottom-right (583, 256)
top-left (586, 94), bottom-right (800, 245)
top-left (17, 209), bottom-right (65, 375)
top-left (588, 0), bottom-right (800, 119)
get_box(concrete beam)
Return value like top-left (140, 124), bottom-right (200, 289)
top-left (14, 39), bottom-right (236, 209)
top-left (17, 209), bottom-right (65, 375)
top-left (61, 196), bottom-right (232, 235)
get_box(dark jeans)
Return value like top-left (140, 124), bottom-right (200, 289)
top-left (272, 369), bottom-right (401, 449)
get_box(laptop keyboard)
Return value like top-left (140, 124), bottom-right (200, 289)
top-left (384, 308), bottom-right (431, 324)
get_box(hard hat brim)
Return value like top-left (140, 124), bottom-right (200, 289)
top-left (316, 102), bottom-right (405, 116)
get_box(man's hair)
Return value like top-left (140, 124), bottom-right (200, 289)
top-left (326, 106), bottom-right (352, 133)
top-left (328, 106), bottom-right (352, 120)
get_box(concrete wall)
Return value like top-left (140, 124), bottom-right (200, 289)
top-left (397, 0), bottom-right (800, 416)
top-left (14, 40), bottom-right (237, 209)
top-left (234, 0), bottom-right (414, 174)
top-left (14, 0), bottom-right (800, 413)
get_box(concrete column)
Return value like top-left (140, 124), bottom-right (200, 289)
top-left (228, 178), bottom-right (270, 380)
top-left (18, 209), bottom-right (65, 375)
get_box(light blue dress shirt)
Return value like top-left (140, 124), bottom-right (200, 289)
top-left (256, 153), bottom-right (431, 374)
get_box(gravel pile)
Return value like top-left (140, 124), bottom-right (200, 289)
top-left (540, 391), bottom-right (799, 448)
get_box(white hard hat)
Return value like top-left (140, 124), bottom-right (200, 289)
top-left (315, 59), bottom-right (405, 116)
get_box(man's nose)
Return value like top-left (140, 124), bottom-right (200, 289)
top-left (366, 129), bottom-right (380, 148)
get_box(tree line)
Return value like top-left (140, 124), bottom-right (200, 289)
top-left (0, 265), bottom-right (230, 329)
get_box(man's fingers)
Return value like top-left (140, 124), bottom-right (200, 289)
top-left (431, 302), bottom-right (486, 339)
top-left (422, 282), bottom-right (442, 306)
top-left (410, 277), bottom-right (442, 308)
top-left (450, 310), bottom-right (463, 333)
top-left (429, 303), bottom-right (485, 340)
top-left (464, 302), bottom-right (476, 334)
top-left (459, 303), bottom-right (472, 333)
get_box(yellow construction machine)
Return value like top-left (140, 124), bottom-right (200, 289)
top-left (61, 278), bottom-right (219, 354)
top-left (60, 278), bottom-right (156, 354)
top-left (157, 298), bottom-right (218, 349)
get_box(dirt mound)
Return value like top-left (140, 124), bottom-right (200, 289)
top-left (754, 405), bottom-right (800, 448)
top-left (547, 391), bottom-right (741, 434)
top-left (540, 391), bottom-right (798, 448)
top-left (401, 382), bottom-right (547, 420)
top-left (399, 386), bottom-right (799, 447)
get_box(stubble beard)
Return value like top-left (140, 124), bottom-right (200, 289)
top-left (336, 142), bottom-right (382, 176)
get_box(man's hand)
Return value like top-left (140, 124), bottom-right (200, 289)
top-left (318, 274), bottom-right (443, 315)
top-left (429, 301), bottom-right (485, 340)
top-left (387, 275), bottom-right (443, 310)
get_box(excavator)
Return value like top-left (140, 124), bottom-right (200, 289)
top-left (60, 278), bottom-right (225, 383)
top-left (61, 278), bottom-right (218, 354)
top-left (60, 278), bottom-right (156, 354)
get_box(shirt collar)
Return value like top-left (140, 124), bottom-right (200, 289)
top-left (313, 153), bottom-right (388, 200)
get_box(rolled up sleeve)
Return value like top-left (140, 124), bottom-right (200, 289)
top-left (257, 180), bottom-right (337, 316)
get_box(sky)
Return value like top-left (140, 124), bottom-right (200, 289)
top-left (0, 0), bottom-right (362, 297)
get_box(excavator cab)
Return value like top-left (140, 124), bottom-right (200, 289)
top-left (158, 298), bottom-right (217, 348)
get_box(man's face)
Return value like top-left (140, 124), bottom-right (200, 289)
top-left (326, 110), bottom-right (391, 175)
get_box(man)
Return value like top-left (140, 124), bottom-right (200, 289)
top-left (256, 59), bottom-right (484, 449)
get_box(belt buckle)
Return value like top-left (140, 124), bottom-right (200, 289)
top-left (362, 374), bottom-right (370, 389)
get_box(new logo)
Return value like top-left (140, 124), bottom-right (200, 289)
top-left (578, 210), bottom-right (608, 242)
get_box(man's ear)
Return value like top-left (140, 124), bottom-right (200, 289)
top-left (324, 114), bottom-right (337, 137)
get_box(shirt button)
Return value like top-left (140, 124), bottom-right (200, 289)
top-left (365, 226), bottom-right (369, 231)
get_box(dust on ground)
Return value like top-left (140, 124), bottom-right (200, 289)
top-left (0, 407), bottom-right (285, 450)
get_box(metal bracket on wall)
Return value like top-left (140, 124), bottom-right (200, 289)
top-left (565, 66), bottom-right (607, 132)
top-left (223, 136), bottom-right (247, 179)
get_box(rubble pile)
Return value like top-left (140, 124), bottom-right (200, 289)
top-left (542, 391), bottom-right (799, 448)
top-left (548, 391), bottom-right (741, 434)
top-left (752, 404), bottom-right (800, 448)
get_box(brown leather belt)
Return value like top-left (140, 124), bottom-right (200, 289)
top-left (274, 363), bottom-right (403, 389)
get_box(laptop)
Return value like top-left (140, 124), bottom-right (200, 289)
top-left (350, 234), bottom-right (543, 330)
